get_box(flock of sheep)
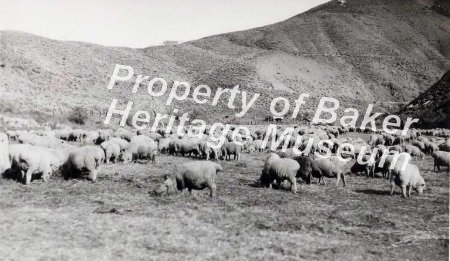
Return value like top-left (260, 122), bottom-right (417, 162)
top-left (0, 124), bottom-right (449, 199)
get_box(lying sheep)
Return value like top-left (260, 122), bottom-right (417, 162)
top-left (8, 144), bottom-right (53, 184)
top-left (260, 153), bottom-right (299, 193)
top-left (315, 156), bottom-right (347, 187)
top-left (175, 161), bottom-right (223, 197)
top-left (62, 146), bottom-right (104, 182)
top-left (390, 161), bottom-right (425, 198)
top-left (431, 151), bottom-right (450, 171)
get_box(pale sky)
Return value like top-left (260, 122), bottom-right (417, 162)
top-left (0, 0), bottom-right (328, 48)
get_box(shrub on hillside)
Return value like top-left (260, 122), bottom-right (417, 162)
top-left (68, 107), bottom-right (89, 125)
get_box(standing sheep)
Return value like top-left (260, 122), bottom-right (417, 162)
top-left (62, 146), bottom-right (105, 182)
top-left (260, 153), bottom-right (300, 193)
top-left (8, 144), bottom-right (53, 184)
top-left (390, 161), bottom-right (425, 198)
top-left (123, 135), bottom-right (158, 163)
top-left (315, 156), bottom-right (347, 187)
top-left (292, 156), bottom-right (322, 184)
top-left (431, 151), bottom-right (450, 172)
top-left (175, 161), bottom-right (223, 197)
top-left (100, 141), bottom-right (121, 163)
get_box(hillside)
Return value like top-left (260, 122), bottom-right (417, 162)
top-left (399, 70), bottom-right (450, 128)
top-left (1, 0), bottom-right (449, 124)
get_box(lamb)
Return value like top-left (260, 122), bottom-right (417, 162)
top-left (315, 156), bottom-right (347, 187)
top-left (390, 161), bottom-right (425, 198)
top-left (175, 161), bottom-right (223, 197)
top-left (260, 153), bottom-right (300, 193)
top-left (62, 145), bottom-right (105, 182)
top-left (8, 144), bottom-right (53, 184)
top-left (431, 151), bottom-right (450, 171)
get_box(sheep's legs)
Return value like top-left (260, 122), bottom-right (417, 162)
top-left (401, 185), bottom-right (407, 198)
top-left (24, 168), bottom-right (33, 185)
top-left (407, 185), bottom-right (411, 197)
top-left (390, 184), bottom-right (394, 196)
top-left (290, 177), bottom-right (297, 193)
top-left (209, 184), bottom-right (216, 198)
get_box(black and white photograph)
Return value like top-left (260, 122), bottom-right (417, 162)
top-left (0, 0), bottom-right (449, 260)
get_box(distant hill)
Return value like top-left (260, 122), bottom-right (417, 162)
top-left (399, 70), bottom-right (450, 128)
top-left (1, 0), bottom-right (449, 124)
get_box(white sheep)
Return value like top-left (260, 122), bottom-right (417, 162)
top-left (8, 144), bottom-right (53, 184)
top-left (176, 161), bottom-right (223, 197)
top-left (260, 153), bottom-right (300, 193)
top-left (431, 151), bottom-right (450, 172)
top-left (390, 161), bottom-right (425, 197)
top-left (62, 146), bottom-right (105, 182)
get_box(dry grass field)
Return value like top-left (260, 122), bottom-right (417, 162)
top-left (0, 144), bottom-right (448, 260)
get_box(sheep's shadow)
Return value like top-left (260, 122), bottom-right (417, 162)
top-left (354, 189), bottom-right (390, 196)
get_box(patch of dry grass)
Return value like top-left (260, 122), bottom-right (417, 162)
top-left (0, 152), bottom-right (448, 260)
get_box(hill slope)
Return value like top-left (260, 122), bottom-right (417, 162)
top-left (399, 70), bottom-right (450, 128)
top-left (1, 0), bottom-right (449, 123)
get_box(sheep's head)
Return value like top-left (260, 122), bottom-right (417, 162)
top-left (415, 182), bottom-right (426, 194)
top-left (154, 175), bottom-right (176, 196)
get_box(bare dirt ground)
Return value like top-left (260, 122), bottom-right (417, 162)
top-left (0, 151), bottom-right (448, 260)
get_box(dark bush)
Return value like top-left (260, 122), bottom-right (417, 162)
top-left (68, 107), bottom-right (89, 125)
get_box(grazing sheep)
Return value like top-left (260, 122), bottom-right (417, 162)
top-left (390, 161), bottom-right (425, 198)
top-left (123, 135), bottom-right (158, 163)
top-left (438, 139), bottom-right (450, 152)
top-left (424, 141), bottom-right (439, 154)
top-left (62, 146), bottom-right (105, 182)
top-left (350, 154), bottom-right (376, 178)
top-left (431, 151), bottom-right (450, 171)
top-left (158, 138), bottom-right (171, 154)
top-left (176, 139), bottom-right (200, 157)
top-left (114, 128), bottom-right (134, 141)
top-left (404, 145), bottom-right (424, 159)
top-left (146, 132), bottom-right (162, 142)
top-left (223, 141), bottom-right (242, 161)
top-left (292, 156), bottom-right (322, 184)
top-left (176, 161), bottom-right (223, 197)
top-left (260, 153), bottom-right (299, 193)
top-left (100, 141), bottom-right (121, 163)
top-left (8, 144), bottom-right (53, 184)
top-left (109, 137), bottom-right (129, 152)
top-left (315, 156), bottom-right (347, 187)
